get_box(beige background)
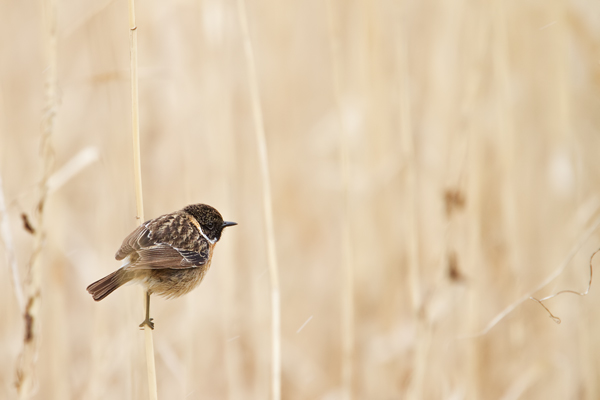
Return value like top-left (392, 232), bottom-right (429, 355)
top-left (1, 0), bottom-right (600, 398)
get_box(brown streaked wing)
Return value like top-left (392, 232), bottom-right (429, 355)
top-left (148, 212), bottom-right (204, 252)
top-left (114, 212), bottom-right (209, 268)
top-left (114, 214), bottom-right (175, 260)
top-left (126, 244), bottom-right (209, 270)
top-left (115, 222), bottom-right (151, 260)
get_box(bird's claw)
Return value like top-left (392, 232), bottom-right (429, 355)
top-left (139, 317), bottom-right (154, 330)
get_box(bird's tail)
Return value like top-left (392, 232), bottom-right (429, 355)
top-left (86, 268), bottom-right (133, 301)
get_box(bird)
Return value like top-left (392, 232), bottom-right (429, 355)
top-left (86, 203), bottom-right (236, 329)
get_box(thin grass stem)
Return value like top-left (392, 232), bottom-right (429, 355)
top-left (0, 174), bottom-right (25, 313)
top-left (15, 0), bottom-right (57, 394)
top-left (325, 2), bottom-right (354, 398)
top-left (126, 0), bottom-right (157, 398)
top-left (235, 1), bottom-right (281, 398)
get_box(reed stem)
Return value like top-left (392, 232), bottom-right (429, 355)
top-left (325, 2), bottom-right (354, 398)
top-left (127, 0), bottom-right (157, 398)
top-left (14, 0), bottom-right (57, 395)
top-left (235, 1), bottom-right (281, 398)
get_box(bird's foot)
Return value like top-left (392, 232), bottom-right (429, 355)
top-left (139, 317), bottom-right (154, 330)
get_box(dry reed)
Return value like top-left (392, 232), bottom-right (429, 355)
top-left (236, 0), bottom-right (281, 398)
top-left (127, 0), bottom-right (158, 397)
top-left (325, 2), bottom-right (354, 398)
top-left (0, 175), bottom-right (24, 313)
top-left (3, 1), bottom-right (600, 399)
top-left (13, 0), bottom-right (57, 394)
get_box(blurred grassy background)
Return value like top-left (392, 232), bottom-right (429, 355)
top-left (2, 0), bottom-right (600, 398)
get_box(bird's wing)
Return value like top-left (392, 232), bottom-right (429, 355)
top-left (127, 244), bottom-right (209, 269)
top-left (114, 221), bottom-right (153, 260)
top-left (115, 212), bottom-right (209, 269)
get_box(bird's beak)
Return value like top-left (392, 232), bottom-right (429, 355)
top-left (222, 221), bottom-right (237, 228)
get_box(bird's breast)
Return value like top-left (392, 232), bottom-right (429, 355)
top-left (142, 260), bottom-right (212, 299)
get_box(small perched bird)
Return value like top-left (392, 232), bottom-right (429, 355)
top-left (87, 204), bottom-right (236, 329)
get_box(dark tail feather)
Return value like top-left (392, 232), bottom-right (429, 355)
top-left (87, 268), bottom-right (133, 301)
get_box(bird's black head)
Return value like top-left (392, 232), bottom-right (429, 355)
top-left (183, 204), bottom-right (237, 242)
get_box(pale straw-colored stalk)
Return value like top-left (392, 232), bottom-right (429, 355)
top-left (394, 7), bottom-right (427, 400)
top-left (235, 1), bottom-right (281, 398)
top-left (127, 0), bottom-right (157, 398)
top-left (15, 0), bottom-right (57, 394)
top-left (0, 174), bottom-right (25, 313)
top-left (460, 213), bottom-right (600, 338)
top-left (325, 2), bottom-right (354, 398)
top-left (128, 0), bottom-right (144, 226)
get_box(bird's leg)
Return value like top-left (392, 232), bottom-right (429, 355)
top-left (139, 290), bottom-right (154, 330)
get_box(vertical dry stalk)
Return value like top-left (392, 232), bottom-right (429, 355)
top-left (325, 2), bottom-right (354, 398)
top-left (15, 0), bottom-right (57, 394)
top-left (465, 76), bottom-right (484, 400)
top-left (465, 149), bottom-right (483, 397)
top-left (128, 0), bottom-right (144, 223)
top-left (235, 1), bottom-right (281, 399)
top-left (127, 0), bottom-right (157, 398)
top-left (492, 0), bottom-right (520, 277)
top-left (396, 17), bottom-right (421, 319)
top-left (0, 175), bottom-right (25, 313)
top-left (394, 8), bottom-right (427, 400)
top-left (143, 328), bottom-right (157, 399)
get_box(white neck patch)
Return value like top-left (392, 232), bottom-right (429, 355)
top-left (186, 214), bottom-right (216, 244)
top-left (198, 225), bottom-right (216, 245)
